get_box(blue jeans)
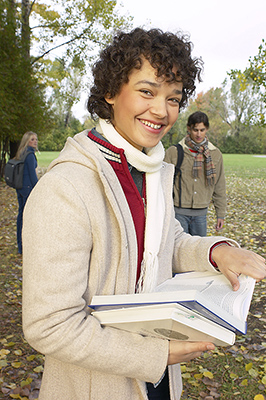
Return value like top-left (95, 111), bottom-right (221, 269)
top-left (16, 191), bottom-right (30, 253)
top-left (175, 213), bottom-right (207, 236)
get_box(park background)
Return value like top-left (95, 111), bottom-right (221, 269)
top-left (1, 0), bottom-right (266, 399)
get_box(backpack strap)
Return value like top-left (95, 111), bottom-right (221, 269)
top-left (20, 150), bottom-right (30, 162)
top-left (173, 144), bottom-right (184, 208)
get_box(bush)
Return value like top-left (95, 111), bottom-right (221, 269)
top-left (220, 135), bottom-right (263, 154)
top-left (39, 116), bottom-right (83, 151)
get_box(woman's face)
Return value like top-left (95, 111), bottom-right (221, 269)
top-left (28, 135), bottom-right (38, 149)
top-left (105, 59), bottom-right (183, 150)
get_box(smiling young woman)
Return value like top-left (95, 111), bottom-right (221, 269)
top-left (22, 28), bottom-right (266, 400)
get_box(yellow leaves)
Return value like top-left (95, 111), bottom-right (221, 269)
top-left (33, 365), bottom-right (44, 373)
top-left (0, 359), bottom-right (8, 369)
top-left (203, 370), bottom-right (213, 379)
top-left (11, 361), bottom-right (22, 369)
top-left (181, 372), bottom-right (191, 379)
top-left (0, 348), bottom-right (10, 369)
top-left (244, 362), bottom-right (259, 378)
top-left (249, 368), bottom-right (259, 378)
top-left (10, 395), bottom-right (29, 400)
top-left (21, 377), bottom-right (32, 387)
top-left (6, 341), bottom-right (15, 348)
top-left (240, 378), bottom-right (248, 386)
top-left (254, 395), bottom-right (266, 400)
top-left (194, 373), bottom-right (203, 380)
top-left (246, 362), bottom-right (253, 371)
top-left (0, 349), bottom-right (10, 359)
top-left (26, 354), bottom-right (35, 361)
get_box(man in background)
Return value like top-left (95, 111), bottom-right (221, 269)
top-left (164, 111), bottom-right (226, 236)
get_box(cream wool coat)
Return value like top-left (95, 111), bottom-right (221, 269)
top-left (22, 130), bottom-right (237, 400)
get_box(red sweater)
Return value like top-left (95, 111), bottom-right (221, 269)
top-left (88, 131), bottom-right (146, 283)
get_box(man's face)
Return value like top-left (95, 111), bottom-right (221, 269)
top-left (187, 122), bottom-right (208, 144)
top-left (105, 59), bottom-right (183, 150)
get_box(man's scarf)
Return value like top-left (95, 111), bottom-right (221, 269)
top-left (99, 119), bottom-right (165, 293)
top-left (185, 134), bottom-right (216, 186)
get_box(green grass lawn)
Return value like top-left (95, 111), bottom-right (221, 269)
top-left (37, 152), bottom-right (266, 179)
top-left (223, 154), bottom-right (266, 178)
top-left (36, 151), bottom-right (60, 167)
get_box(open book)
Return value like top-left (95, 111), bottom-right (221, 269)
top-left (90, 271), bottom-right (256, 336)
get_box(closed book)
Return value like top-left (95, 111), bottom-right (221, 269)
top-left (92, 302), bottom-right (236, 346)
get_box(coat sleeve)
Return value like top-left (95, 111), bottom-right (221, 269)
top-left (22, 171), bottom-right (169, 384)
top-left (171, 218), bottom-right (239, 274)
top-left (25, 153), bottom-right (38, 187)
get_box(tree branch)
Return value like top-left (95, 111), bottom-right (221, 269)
top-left (31, 22), bottom-right (101, 64)
top-left (29, 0), bottom-right (37, 14)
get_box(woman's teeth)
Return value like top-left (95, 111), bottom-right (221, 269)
top-left (140, 120), bottom-right (162, 130)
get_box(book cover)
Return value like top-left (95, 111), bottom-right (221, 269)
top-left (92, 303), bottom-right (236, 346)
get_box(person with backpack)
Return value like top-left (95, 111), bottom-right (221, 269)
top-left (14, 131), bottom-right (38, 254)
top-left (164, 111), bottom-right (226, 236)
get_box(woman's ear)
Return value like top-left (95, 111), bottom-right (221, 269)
top-left (105, 94), bottom-right (115, 105)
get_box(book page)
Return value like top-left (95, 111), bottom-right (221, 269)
top-left (155, 272), bottom-right (255, 320)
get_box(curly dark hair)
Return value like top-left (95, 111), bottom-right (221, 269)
top-left (87, 27), bottom-right (203, 121)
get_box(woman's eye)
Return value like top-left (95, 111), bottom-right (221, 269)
top-left (169, 98), bottom-right (180, 104)
top-left (140, 89), bottom-right (152, 96)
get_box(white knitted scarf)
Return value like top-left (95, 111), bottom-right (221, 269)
top-left (99, 119), bottom-right (165, 293)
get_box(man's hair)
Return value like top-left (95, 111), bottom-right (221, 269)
top-left (87, 28), bottom-right (203, 121)
top-left (187, 111), bottom-right (209, 129)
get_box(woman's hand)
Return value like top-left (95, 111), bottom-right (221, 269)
top-left (212, 246), bottom-right (266, 290)
top-left (167, 340), bottom-right (215, 365)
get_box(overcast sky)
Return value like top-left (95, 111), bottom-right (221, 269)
top-left (73, 0), bottom-right (266, 120)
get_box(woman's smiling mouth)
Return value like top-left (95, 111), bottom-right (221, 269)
top-left (139, 119), bottom-right (163, 130)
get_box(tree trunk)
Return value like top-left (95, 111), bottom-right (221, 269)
top-left (10, 140), bottom-right (20, 158)
top-left (21, 0), bottom-right (31, 59)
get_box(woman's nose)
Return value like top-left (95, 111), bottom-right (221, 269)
top-left (150, 98), bottom-right (167, 118)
